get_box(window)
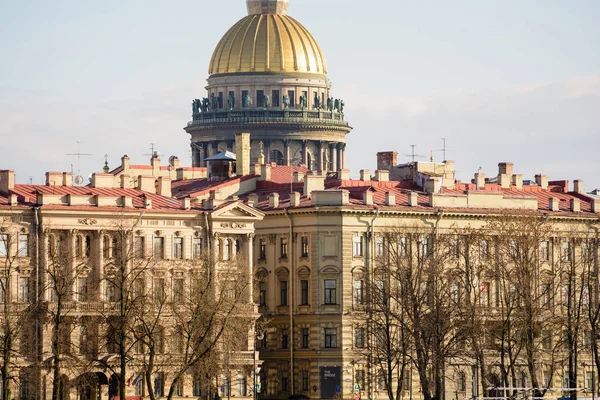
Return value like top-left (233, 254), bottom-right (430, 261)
top-left (353, 235), bottom-right (363, 256)
top-left (450, 282), bottom-right (460, 302)
top-left (134, 375), bottom-right (145, 396)
top-left (301, 328), bottom-right (309, 348)
top-left (18, 235), bottom-right (28, 257)
top-left (324, 328), bottom-right (337, 348)
top-left (237, 374), bottom-right (247, 397)
top-left (420, 236), bottom-right (432, 258)
top-left (223, 239), bottom-right (231, 261)
top-left (84, 235), bottom-right (91, 257)
top-left (354, 280), bottom-right (365, 305)
top-left (19, 373), bottom-right (29, 400)
top-left (154, 373), bottom-right (165, 397)
top-left (280, 281), bottom-right (288, 306)
top-left (218, 92), bottom-right (224, 109)
top-left (259, 281), bottom-right (267, 306)
top-left (235, 239), bottom-right (241, 255)
top-left (449, 238), bottom-right (459, 259)
top-left (0, 234), bottom-right (8, 256)
top-left (174, 378), bottom-right (184, 397)
top-left (77, 277), bottom-right (88, 302)
top-left (272, 90), bottom-right (280, 107)
top-left (480, 282), bottom-right (489, 306)
top-left (376, 236), bottom-right (385, 256)
top-left (479, 239), bottom-right (490, 259)
top-left (561, 241), bottom-right (571, 262)
top-left (0, 277), bottom-right (7, 302)
top-left (281, 372), bottom-right (289, 392)
top-left (562, 284), bottom-right (570, 305)
top-left (134, 237), bottom-right (144, 258)
top-left (154, 278), bottom-right (166, 303)
top-left (281, 329), bottom-right (289, 349)
top-left (193, 375), bottom-right (202, 396)
top-left (280, 237), bottom-right (288, 258)
top-left (542, 331), bottom-right (552, 350)
top-left (301, 236), bottom-right (309, 257)
top-left (153, 237), bottom-right (164, 259)
top-left (355, 327), bottom-right (365, 348)
top-left (540, 241), bottom-right (550, 261)
top-left (18, 277), bottom-right (29, 303)
top-left (301, 280), bottom-right (309, 305)
top-left (324, 280), bottom-right (337, 305)
top-left (256, 90), bottom-right (265, 107)
top-left (103, 236), bottom-right (111, 258)
top-left (173, 278), bottom-right (184, 303)
top-left (302, 370), bottom-right (310, 392)
top-left (106, 280), bottom-right (118, 302)
top-left (356, 370), bottom-right (365, 392)
top-left (241, 90), bottom-right (249, 108)
top-left (541, 283), bottom-right (552, 307)
top-left (193, 237), bottom-right (202, 259)
top-left (259, 239), bottom-right (267, 260)
top-left (583, 286), bottom-right (590, 305)
top-left (173, 237), bottom-right (183, 259)
top-left (287, 90), bottom-right (295, 107)
top-left (457, 372), bottom-right (466, 392)
top-left (586, 372), bottom-right (594, 392)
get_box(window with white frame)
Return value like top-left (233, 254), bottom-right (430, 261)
top-left (18, 277), bottom-right (29, 303)
top-left (153, 237), bottom-right (164, 259)
top-left (192, 237), bottom-right (202, 259)
top-left (0, 234), bottom-right (8, 257)
top-left (173, 237), bottom-right (183, 259)
top-left (376, 236), bottom-right (385, 257)
top-left (353, 235), bottom-right (363, 256)
top-left (18, 234), bottom-right (28, 257)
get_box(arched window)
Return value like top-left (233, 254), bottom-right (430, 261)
top-left (75, 235), bottom-right (82, 258)
top-left (237, 373), bottom-right (247, 396)
top-left (270, 150), bottom-right (284, 166)
top-left (84, 235), bottom-right (91, 257)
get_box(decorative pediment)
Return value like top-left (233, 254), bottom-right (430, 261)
top-left (210, 201), bottom-right (265, 221)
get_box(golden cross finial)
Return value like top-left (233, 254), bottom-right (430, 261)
top-left (430, 149), bottom-right (434, 162)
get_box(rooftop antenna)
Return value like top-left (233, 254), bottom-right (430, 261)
top-left (403, 145), bottom-right (425, 163)
top-left (66, 141), bottom-right (92, 186)
top-left (143, 143), bottom-right (163, 159)
top-left (439, 138), bottom-right (453, 162)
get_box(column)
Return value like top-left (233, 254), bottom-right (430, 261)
top-left (302, 140), bottom-right (309, 168)
top-left (96, 231), bottom-right (105, 301)
top-left (264, 140), bottom-right (271, 164)
top-left (340, 144), bottom-right (346, 169)
top-left (283, 139), bottom-right (291, 166)
top-left (246, 233), bottom-right (255, 304)
top-left (330, 143), bottom-right (337, 172)
top-left (336, 144), bottom-right (343, 171)
top-left (201, 143), bottom-right (208, 167)
top-left (317, 141), bottom-right (324, 172)
top-left (211, 141), bottom-right (219, 157)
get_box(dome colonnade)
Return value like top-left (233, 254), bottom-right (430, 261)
top-left (186, 0), bottom-right (351, 172)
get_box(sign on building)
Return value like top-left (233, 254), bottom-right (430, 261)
top-left (320, 367), bottom-right (341, 399)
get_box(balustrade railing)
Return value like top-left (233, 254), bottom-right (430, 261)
top-left (188, 109), bottom-right (348, 127)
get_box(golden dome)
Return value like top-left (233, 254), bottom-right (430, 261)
top-left (209, 13), bottom-right (327, 76)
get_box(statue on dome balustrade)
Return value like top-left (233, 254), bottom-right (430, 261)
top-left (264, 94), bottom-right (271, 108)
top-left (283, 95), bottom-right (290, 108)
top-left (299, 95), bottom-right (307, 110)
top-left (211, 95), bottom-right (219, 110)
top-left (327, 97), bottom-right (333, 111)
top-left (192, 99), bottom-right (201, 115)
top-left (340, 100), bottom-right (345, 114)
top-left (201, 97), bottom-right (210, 112)
top-left (334, 99), bottom-right (340, 112)
top-left (228, 93), bottom-right (235, 110)
top-left (313, 93), bottom-right (321, 109)
top-left (243, 94), bottom-right (253, 108)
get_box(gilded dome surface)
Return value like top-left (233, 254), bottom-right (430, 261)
top-left (209, 13), bottom-right (327, 75)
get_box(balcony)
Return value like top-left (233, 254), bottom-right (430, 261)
top-left (187, 109), bottom-right (350, 129)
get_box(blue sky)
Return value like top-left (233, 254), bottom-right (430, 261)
top-left (1, 0), bottom-right (599, 188)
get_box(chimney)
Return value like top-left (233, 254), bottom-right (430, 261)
top-left (169, 156), bottom-right (180, 169)
top-left (424, 177), bottom-right (442, 194)
top-left (9, 194), bottom-right (18, 206)
top-left (535, 174), bottom-right (548, 190)
top-left (290, 192), bottom-right (301, 207)
top-left (385, 192), bottom-right (395, 206)
top-left (121, 155), bottom-right (131, 172)
top-left (157, 177), bottom-right (172, 198)
top-left (0, 170), bottom-right (15, 193)
top-left (46, 172), bottom-right (63, 186)
top-left (293, 171), bottom-right (304, 183)
top-left (474, 173), bottom-right (485, 190)
top-left (359, 169), bottom-right (371, 182)
top-left (550, 198), bottom-right (560, 212)
top-left (337, 169), bottom-right (350, 181)
top-left (120, 174), bottom-right (130, 189)
top-left (138, 176), bottom-right (156, 193)
top-left (570, 198), bottom-right (581, 212)
top-left (269, 193), bottom-right (280, 208)
top-left (592, 200), bottom-right (600, 214)
top-left (376, 151), bottom-right (398, 171)
top-left (151, 156), bottom-right (161, 172)
top-left (303, 173), bottom-right (325, 196)
top-left (573, 180), bottom-right (584, 194)
top-left (498, 162), bottom-right (514, 177)
top-left (512, 174), bottom-right (524, 190)
top-left (182, 198), bottom-right (191, 210)
top-left (248, 193), bottom-right (259, 207)
top-left (121, 196), bottom-right (133, 208)
top-left (375, 170), bottom-right (389, 182)
top-left (363, 190), bottom-right (374, 205)
top-left (144, 197), bottom-right (152, 209)
top-left (235, 132), bottom-right (251, 176)
top-left (259, 164), bottom-right (271, 181)
top-left (62, 172), bottom-right (73, 186)
top-left (408, 192), bottom-right (419, 207)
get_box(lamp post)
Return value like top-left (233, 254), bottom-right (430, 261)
top-left (255, 331), bottom-right (264, 400)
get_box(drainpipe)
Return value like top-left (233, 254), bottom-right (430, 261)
top-left (284, 209), bottom-right (295, 395)
top-left (366, 207), bottom-right (379, 400)
top-left (34, 207), bottom-right (41, 369)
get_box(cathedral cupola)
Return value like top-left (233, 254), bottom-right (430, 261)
top-left (246, 0), bottom-right (288, 15)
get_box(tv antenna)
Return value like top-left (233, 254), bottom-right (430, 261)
top-left (403, 145), bottom-right (425, 163)
top-left (143, 143), bottom-right (163, 159)
top-left (438, 138), bottom-right (453, 161)
top-left (66, 141), bottom-right (92, 186)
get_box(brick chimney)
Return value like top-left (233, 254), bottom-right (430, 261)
top-left (550, 198), bottom-right (560, 212)
top-left (303, 173), bottom-right (325, 196)
top-left (236, 132), bottom-right (251, 176)
top-left (138, 176), bottom-right (156, 193)
top-left (573, 180), bottom-right (584, 194)
top-left (363, 190), bottom-right (374, 205)
top-left (248, 193), bottom-right (259, 207)
top-left (0, 170), bottom-right (15, 193)
top-left (157, 177), bottom-right (172, 198)
top-left (376, 151), bottom-right (398, 171)
top-left (498, 162), bottom-right (514, 177)
top-left (535, 174), bottom-right (548, 190)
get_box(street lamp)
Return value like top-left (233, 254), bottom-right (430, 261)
top-left (255, 331), bottom-right (264, 400)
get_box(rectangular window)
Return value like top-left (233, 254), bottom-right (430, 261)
top-left (301, 280), bottom-right (309, 305)
top-left (376, 236), bottom-right (385, 257)
top-left (356, 370), bottom-right (365, 392)
top-left (287, 90), bottom-right (295, 107)
top-left (281, 329), bottom-right (289, 349)
top-left (173, 237), bottom-right (183, 259)
top-left (154, 278), bottom-right (166, 303)
top-left (355, 327), bottom-right (365, 348)
top-left (541, 283), bottom-right (551, 307)
top-left (18, 277), bottom-right (29, 303)
top-left (280, 281), bottom-right (288, 306)
top-left (241, 90), bottom-right (249, 107)
top-left (586, 372), bottom-right (594, 392)
top-left (324, 328), bottom-right (337, 348)
top-left (354, 280), bottom-right (364, 305)
top-left (259, 239), bottom-right (267, 260)
top-left (280, 237), bottom-right (288, 259)
top-left (154, 373), bottom-right (165, 397)
top-left (18, 234), bottom-right (28, 257)
top-left (561, 241), bottom-right (571, 262)
top-left (420, 236), bottom-right (432, 258)
top-left (256, 90), bottom-right (265, 107)
top-left (153, 237), bottom-right (164, 259)
top-left (301, 236), bottom-right (309, 257)
top-left (134, 237), bottom-right (144, 258)
top-left (106, 280), bottom-right (118, 302)
top-left (562, 284), bottom-right (570, 305)
top-left (0, 234), bottom-right (8, 257)
top-left (77, 277), bottom-right (88, 302)
top-left (353, 235), bottom-right (363, 256)
top-left (259, 281), bottom-right (267, 306)
top-left (192, 238), bottom-right (202, 259)
top-left (193, 375), bottom-right (202, 396)
top-left (272, 90), bottom-right (280, 107)
top-left (540, 241), bottom-right (550, 261)
top-left (449, 238), bottom-right (459, 259)
top-left (302, 370), bottom-right (309, 392)
top-left (301, 328), bottom-right (309, 348)
top-left (542, 331), bottom-right (552, 350)
top-left (281, 373), bottom-right (289, 392)
top-left (0, 278), bottom-right (7, 303)
top-left (173, 278), bottom-right (184, 303)
top-left (218, 92), bottom-right (224, 109)
top-left (135, 375), bottom-right (146, 397)
top-left (480, 239), bottom-right (490, 259)
top-left (324, 280), bottom-right (337, 305)
top-left (480, 282), bottom-right (489, 306)
top-left (398, 237), bottom-right (407, 257)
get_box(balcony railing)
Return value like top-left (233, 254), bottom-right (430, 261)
top-left (187, 109), bottom-right (349, 128)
